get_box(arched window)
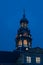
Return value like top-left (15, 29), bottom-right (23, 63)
top-left (18, 40), bottom-right (22, 47)
top-left (23, 40), bottom-right (27, 47)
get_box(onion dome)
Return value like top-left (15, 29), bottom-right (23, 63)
top-left (20, 17), bottom-right (28, 24)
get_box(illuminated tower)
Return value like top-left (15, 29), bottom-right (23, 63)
top-left (16, 12), bottom-right (32, 51)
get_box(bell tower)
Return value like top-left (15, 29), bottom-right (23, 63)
top-left (16, 12), bottom-right (32, 51)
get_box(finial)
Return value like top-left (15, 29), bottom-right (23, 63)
top-left (23, 9), bottom-right (25, 18)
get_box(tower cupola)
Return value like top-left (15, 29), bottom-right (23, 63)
top-left (16, 12), bottom-right (32, 51)
top-left (20, 11), bottom-right (28, 28)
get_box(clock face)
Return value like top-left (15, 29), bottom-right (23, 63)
top-left (23, 33), bottom-right (27, 36)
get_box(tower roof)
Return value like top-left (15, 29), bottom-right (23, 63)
top-left (20, 10), bottom-right (28, 24)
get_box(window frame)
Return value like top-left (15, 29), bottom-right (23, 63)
top-left (26, 56), bottom-right (31, 63)
top-left (36, 57), bottom-right (41, 64)
top-left (18, 40), bottom-right (22, 47)
top-left (23, 40), bottom-right (28, 47)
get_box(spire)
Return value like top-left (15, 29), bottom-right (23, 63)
top-left (20, 9), bottom-right (28, 24)
top-left (23, 9), bottom-right (25, 18)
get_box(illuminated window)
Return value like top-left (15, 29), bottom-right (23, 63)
top-left (23, 40), bottom-right (27, 47)
top-left (26, 56), bottom-right (31, 63)
top-left (18, 40), bottom-right (22, 47)
top-left (36, 57), bottom-right (40, 63)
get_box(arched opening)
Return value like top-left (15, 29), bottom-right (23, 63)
top-left (18, 40), bottom-right (22, 47)
top-left (23, 40), bottom-right (28, 47)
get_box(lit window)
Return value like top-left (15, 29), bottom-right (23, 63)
top-left (18, 40), bottom-right (22, 47)
top-left (23, 40), bottom-right (27, 47)
top-left (36, 57), bottom-right (40, 63)
top-left (26, 56), bottom-right (31, 63)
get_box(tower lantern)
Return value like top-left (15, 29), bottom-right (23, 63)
top-left (16, 12), bottom-right (32, 51)
top-left (20, 10), bottom-right (28, 28)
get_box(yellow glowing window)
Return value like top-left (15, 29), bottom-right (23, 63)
top-left (18, 40), bottom-right (22, 47)
top-left (36, 57), bottom-right (40, 63)
top-left (23, 40), bottom-right (27, 47)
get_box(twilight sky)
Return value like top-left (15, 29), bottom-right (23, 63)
top-left (0, 0), bottom-right (43, 51)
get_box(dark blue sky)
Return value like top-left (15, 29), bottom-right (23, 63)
top-left (0, 0), bottom-right (43, 51)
